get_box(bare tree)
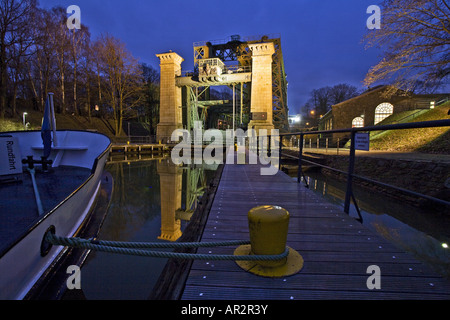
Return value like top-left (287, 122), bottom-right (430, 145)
top-left (311, 86), bottom-right (332, 117)
top-left (330, 83), bottom-right (360, 104)
top-left (141, 63), bottom-right (160, 134)
top-left (96, 33), bottom-right (144, 136)
top-left (0, 0), bottom-right (36, 118)
top-left (68, 25), bottom-right (90, 115)
top-left (364, 0), bottom-right (450, 95)
top-left (92, 39), bottom-right (104, 110)
top-left (28, 7), bottom-right (58, 112)
top-left (7, 16), bottom-right (34, 115)
top-left (301, 83), bottom-right (360, 120)
top-left (79, 40), bottom-right (94, 120)
top-left (1, 1), bottom-right (152, 129)
top-left (48, 6), bottom-right (70, 114)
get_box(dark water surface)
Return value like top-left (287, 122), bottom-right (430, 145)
top-left (78, 158), bottom-right (217, 299)
top-left (298, 170), bottom-right (450, 279)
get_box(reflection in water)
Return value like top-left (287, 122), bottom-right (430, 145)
top-left (300, 171), bottom-right (450, 279)
top-left (157, 159), bottom-right (183, 241)
top-left (157, 159), bottom-right (210, 241)
top-left (78, 158), bottom-right (217, 299)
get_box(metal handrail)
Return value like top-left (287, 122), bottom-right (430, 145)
top-left (282, 119), bottom-right (450, 137)
top-left (436, 97), bottom-right (449, 106)
top-left (224, 65), bottom-right (252, 73)
top-left (180, 65), bottom-right (251, 78)
top-left (279, 119), bottom-right (450, 215)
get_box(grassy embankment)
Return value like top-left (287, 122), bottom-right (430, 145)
top-left (369, 102), bottom-right (450, 154)
top-left (0, 110), bottom-right (121, 142)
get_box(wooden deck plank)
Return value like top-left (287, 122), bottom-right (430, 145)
top-left (181, 153), bottom-right (450, 300)
top-left (189, 256), bottom-right (432, 277)
top-left (185, 269), bottom-right (450, 295)
top-left (182, 285), bottom-right (446, 300)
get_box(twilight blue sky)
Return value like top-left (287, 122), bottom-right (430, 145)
top-left (39, 0), bottom-right (384, 115)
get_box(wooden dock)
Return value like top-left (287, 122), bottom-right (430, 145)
top-left (181, 152), bottom-right (450, 300)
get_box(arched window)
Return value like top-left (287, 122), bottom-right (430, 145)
top-left (352, 117), bottom-right (364, 128)
top-left (374, 103), bottom-right (394, 125)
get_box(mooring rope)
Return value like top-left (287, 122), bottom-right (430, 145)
top-left (46, 233), bottom-right (289, 261)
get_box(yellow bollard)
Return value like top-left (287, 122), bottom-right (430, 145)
top-left (234, 205), bottom-right (303, 277)
top-left (248, 205), bottom-right (289, 267)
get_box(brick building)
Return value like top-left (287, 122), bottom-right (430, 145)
top-left (318, 85), bottom-right (448, 141)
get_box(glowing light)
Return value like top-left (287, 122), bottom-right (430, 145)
top-left (22, 112), bottom-right (28, 130)
top-left (442, 243), bottom-right (448, 249)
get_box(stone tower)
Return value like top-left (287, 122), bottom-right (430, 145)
top-left (248, 42), bottom-right (275, 133)
top-left (155, 51), bottom-right (184, 143)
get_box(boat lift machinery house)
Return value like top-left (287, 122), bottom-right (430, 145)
top-left (155, 34), bottom-right (289, 142)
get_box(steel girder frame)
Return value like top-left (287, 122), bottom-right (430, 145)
top-left (186, 86), bottom-right (210, 131)
top-left (268, 38), bottom-right (289, 132)
top-left (193, 41), bottom-right (251, 129)
top-left (185, 84), bottom-right (245, 131)
top-left (176, 165), bottom-right (206, 222)
top-left (193, 35), bottom-right (289, 132)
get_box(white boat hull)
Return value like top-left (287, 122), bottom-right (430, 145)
top-left (0, 130), bottom-right (110, 300)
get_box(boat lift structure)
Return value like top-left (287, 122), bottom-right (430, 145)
top-left (155, 34), bottom-right (289, 142)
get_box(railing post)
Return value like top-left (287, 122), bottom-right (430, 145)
top-left (344, 130), bottom-right (356, 214)
top-left (278, 135), bottom-right (282, 171)
top-left (297, 133), bottom-right (304, 183)
top-left (337, 138), bottom-right (340, 155)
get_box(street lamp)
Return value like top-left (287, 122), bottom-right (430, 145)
top-left (23, 112), bottom-right (28, 130)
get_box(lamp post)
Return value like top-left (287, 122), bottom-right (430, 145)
top-left (23, 112), bottom-right (28, 130)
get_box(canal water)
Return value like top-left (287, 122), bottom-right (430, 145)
top-left (298, 170), bottom-right (450, 280)
top-left (76, 157), bottom-right (218, 300)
